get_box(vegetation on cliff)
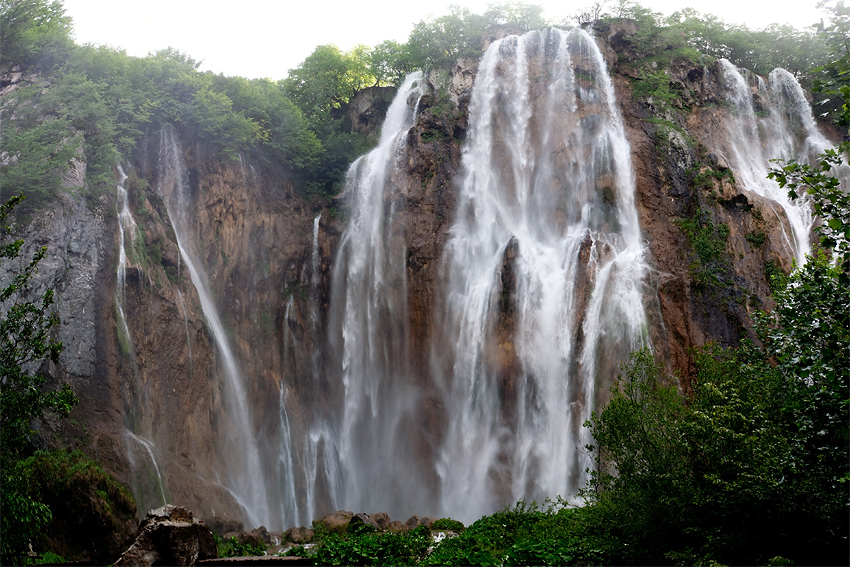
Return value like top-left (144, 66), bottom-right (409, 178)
top-left (2, 0), bottom-right (839, 209)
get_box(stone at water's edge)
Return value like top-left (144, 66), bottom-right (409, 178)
top-left (115, 505), bottom-right (217, 567)
top-left (311, 510), bottom-right (354, 534)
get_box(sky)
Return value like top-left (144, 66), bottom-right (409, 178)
top-left (61, 0), bottom-right (827, 80)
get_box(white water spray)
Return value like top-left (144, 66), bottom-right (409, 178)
top-left (715, 60), bottom-right (836, 265)
top-left (434, 28), bottom-right (648, 522)
top-left (115, 165), bottom-right (137, 352)
top-left (326, 71), bottom-right (428, 516)
top-left (125, 430), bottom-right (167, 507)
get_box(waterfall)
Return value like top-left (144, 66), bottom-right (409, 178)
top-left (434, 28), bottom-right (648, 522)
top-left (156, 125), bottom-right (270, 528)
top-left (125, 430), bottom-right (167, 507)
top-left (115, 164), bottom-right (137, 355)
top-left (715, 60), bottom-right (835, 265)
top-left (278, 384), bottom-right (300, 526)
top-left (327, 71), bottom-right (427, 516)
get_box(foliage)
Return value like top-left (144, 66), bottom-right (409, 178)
top-left (406, 3), bottom-right (551, 70)
top-left (0, 0), bottom-right (73, 71)
top-left (810, 0), bottom-right (850, 130)
top-left (19, 449), bottom-right (137, 564)
top-left (430, 518), bottom-right (465, 532)
top-left (675, 209), bottom-right (731, 288)
top-left (311, 524), bottom-right (432, 566)
top-left (214, 534), bottom-right (267, 558)
top-left (584, 257), bottom-right (849, 566)
top-left (369, 40), bottom-right (415, 87)
top-left (767, 9), bottom-right (849, 284)
top-left (0, 195), bottom-right (77, 565)
top-left (282, 44), bottom-right (376, 118)
top-left (593, 2), bottom-right (830, 80)
top-left (768, 145), bottom-right (850, 281)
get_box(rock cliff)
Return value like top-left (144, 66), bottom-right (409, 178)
top-left (4, 27), bottom-right (835, 530)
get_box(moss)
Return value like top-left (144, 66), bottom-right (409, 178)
top-left (19, 450), bottom-right (137, 564)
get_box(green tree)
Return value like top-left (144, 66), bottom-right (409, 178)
top-left (0, 194), bottom-right (77, 565)
top-left (0, 0), bottom-right (73, 71)
top-left (282, 44), bottom-right (375, 119)
top-left (811, 0), bottom-right (850, 129)
top-left (407, 6), bottom-right (488, 69)
top-left (369, 40), bottom-right (415, 87)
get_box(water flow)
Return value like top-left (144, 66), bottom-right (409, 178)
top-left (327, 72), bottom-right (427, 516)
top-left (278, 383), bottom-right (300, 526)
top-left (434, 28), bottom-right (648, 522)
top-left (115, 165), bottom-right (137, 353)
top-left (156, 126), bottom-right (270, 527)
top-left (715, 60), bottom-right (836, 265)
top-left (125, 430), bottom-right (168, 507)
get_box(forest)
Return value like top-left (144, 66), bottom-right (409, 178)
top-left (0, 0), bottom-right (848, 565)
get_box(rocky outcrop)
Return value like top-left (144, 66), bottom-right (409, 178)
top-left (115, 505), bottom-right (217, 567)
top-left (349, 86), bottom-right (397, 136)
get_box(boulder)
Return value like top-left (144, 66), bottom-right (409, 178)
top-left (313, 510), bottom-right (354, 535)
top-left (115, 505), bottom-right (216, 566)
top-left (370, 512), bottom-right (391, 530)
top-left (419, 516), bottom-right (439, 528)
top-left (205, 517), bottom-right (244, 538)
top-left (404, 515), bottom-right (421, 530)
top-left (225, 526), bottom-right (269, 548)
top-left (386, 520), bottom-right (408, 533)
top-left (351, 513), bottom-right (381, 531)
top-left (284, 526), bottom-right (314, 544)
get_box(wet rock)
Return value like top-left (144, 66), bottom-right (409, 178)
top-left (349, 513), bottom-right (380, 532)
top-left (349, 86), bottom-right (396, 137)
top-left (115, 505), bottom-right (216, 566)
top-left (386, 520), bottom-right (408, 533)
top-left (419, 516), bottom-right (439, 528)
top-left (404, 515), bottom-right (421, 530)
top-left (313, 510), bottom-right (354, 535)
top-left (206, 517), bottom-right (245, 538)
top-left (370, 512), bottom-right (391, 530)
top-left (284, 526), bottom-right (313, 544)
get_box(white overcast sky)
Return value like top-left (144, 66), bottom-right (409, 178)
top-left (61, 0), bottom-right (827, 80)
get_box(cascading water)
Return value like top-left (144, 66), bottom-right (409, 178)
top-left (326, 71), bottom-right (428, 517)
top-left (715, 60), bottom-right (835, 265)
top-left (157, 126), bottom-right (270, 527)
top-left (433, 28), bottom-right (648, 522)
top-left (116, 165), bottom-right (169, 510)
top-left (125, 430), bottom-right (167, 507)
top-left (115, 164), bottom-right (137, 354)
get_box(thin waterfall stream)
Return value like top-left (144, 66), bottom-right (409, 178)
top-left (156, 125), bottom-right (270, 528)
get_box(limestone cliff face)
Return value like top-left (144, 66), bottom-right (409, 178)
top-left (8, 28), bottom-right (829, 529)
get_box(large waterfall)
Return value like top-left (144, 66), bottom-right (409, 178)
top-left (109, 29), bottom-right (843, 532)
top-left (433, 28), bottom-right (648, 522)
top-left (326, 71), bottom-right (428, 517)
top-left (319, 28), bottom-right (648, 524)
